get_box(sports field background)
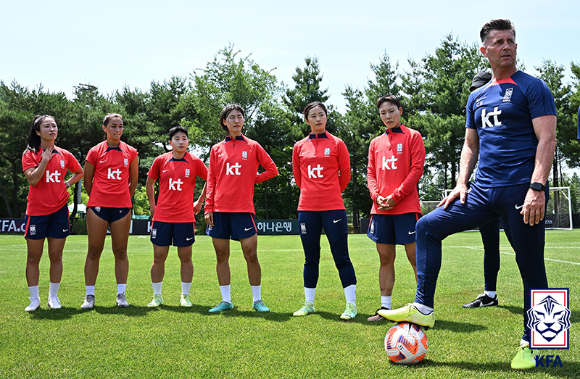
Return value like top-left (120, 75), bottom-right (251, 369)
top-left (0, 231), bottom-right (578, 378)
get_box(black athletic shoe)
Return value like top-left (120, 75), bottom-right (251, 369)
top-left (463, 293), bottom-right (498, 308)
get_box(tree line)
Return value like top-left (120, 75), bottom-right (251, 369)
top-left (2, 36), bottom-right (580, 226)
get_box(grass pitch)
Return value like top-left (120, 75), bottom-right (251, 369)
top-left (0, 230), bottom-right (578, 378)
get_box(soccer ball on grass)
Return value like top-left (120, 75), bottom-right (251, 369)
top-left (384, 322), bottom-right (428, 364)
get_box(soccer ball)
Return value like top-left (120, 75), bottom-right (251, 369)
top-left (384, 322), bottom-right (428, 364)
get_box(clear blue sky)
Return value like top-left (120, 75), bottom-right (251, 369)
top-left (2, 0), bottom-right (579, 113)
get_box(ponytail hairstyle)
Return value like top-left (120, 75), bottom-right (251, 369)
top-left (25, 115), bottom-right (55, 153)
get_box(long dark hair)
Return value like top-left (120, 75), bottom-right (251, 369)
top-left (25, 115), bottom-right (55, 153)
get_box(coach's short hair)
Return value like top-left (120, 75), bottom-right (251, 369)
top-left (376, 95), bottom-right (401, 109)
top-left (480, 19), bottom-right (515, 44)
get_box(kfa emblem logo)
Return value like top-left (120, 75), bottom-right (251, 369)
top-left (242, 151), bottom-right (248, 160)
top-left (369, 220), bottom-right (375, 234)
top-left (527, 288), bottom-right (570, 349)
top-left (151, 228), bottom-right (157, 238)
top-left (503, 88), bottom-right (513, 102)
top-left (324, 148), bottom-right (330, 157)
top-left (185, 169), bottom-right (190, 178)
top-left (300, 223), bottom-right (307, 234)
top-left (397, 143), bottom-right (403, 154)
top-left (29, 224), bottom-right (36, 236)
top-left (60, 160), bottom-right (65, 169)
top-left (94, 207), bottom-right (101, 213)
top-left (124, 158), bottom-right (129, 167)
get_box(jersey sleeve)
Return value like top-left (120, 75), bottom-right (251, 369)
top-left (292, 142), bottom-right (302, 189)
top-left (526, 79), bottom-right (557, 119)
top-left (391, 131), bottom-right (425, 203)
top-left (22, 150), bottom-right (39, 172)
top-left (465, 93), bottom-right (477, 130)
top-left (147, 156), bottom-right (161, 180)
top-left (194, 158), bottom-right (208, 181)
top-left (337, 139), bottom-right (351, 193)
top-left (63, 150), bottom-right (81, 173)
top-left (366, 139), bottom-right (379, 202)
top-left (204, 147), bottom-right (217, 214)
top-left (255, 144), bottom-right (278, 184)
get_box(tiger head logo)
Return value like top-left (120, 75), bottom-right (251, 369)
top-left (527, 295), bottom-right (570, 342)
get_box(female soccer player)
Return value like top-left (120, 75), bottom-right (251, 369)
top-left (22, 115), bottom-right (83, 311)
top-left (292, 102), bottom-right (357, 320)
top-left (204, 104), bottom-right (278, 313)
top-left (81, 113), bottom-right (138, 309)
top-left (366, 95), bottom-right (425, 321)
top-left (146, 126), bottom-right (207, 307)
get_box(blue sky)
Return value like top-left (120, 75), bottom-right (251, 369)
top-left (2, 0), bottom-right (579, 112)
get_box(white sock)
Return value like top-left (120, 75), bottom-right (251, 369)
top-left (86, 285), bottom-right (95, 296)
top-left (182, 282), bottom-right (192, 296)
top-left (413, 302), bottom-right (434, 314)
top-left (28, 285), bottom-right (40, 300)
top-left (484, 290), bottom-right (497, 298)
top-left (220, 285), bottom-right (231, 303)
top-left (152, 282), bottom-right (162, 295)
top-left (381, 296), bottom-right (392, 309)
top-left (117, 284), bottom-right (126, 294)
top-left (251, 285), bottom-right (262, 302)
top-left (305, 287), bottom-right (316, 304)
top-left (344, 284), bottom-right (356, 305)
top-left (49, 282), bottom-right (60, 298)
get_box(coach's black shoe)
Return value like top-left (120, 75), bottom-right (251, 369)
top-left (463, 293), bottom-right (498, 308)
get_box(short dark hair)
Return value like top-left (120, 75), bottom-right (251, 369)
top-left (169, 126), bottom-right (188, 139)
top-left (480, 19), bottom-right (515, 44)
top-left (376, 95), bottom-right (401, 109)
top-left (103, 113), bottom-right (123, 126)
top-left (219, 104), bottom-right (245, 131)
top-left (303, 102), bottom-right (327, 121)
top-left (25, 115), bottom-right (56, 153)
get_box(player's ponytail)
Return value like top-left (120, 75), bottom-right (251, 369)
top-left (25, 115), bottom-right (53, 154)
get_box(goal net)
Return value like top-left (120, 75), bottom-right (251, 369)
top-left (419, 186), bottom-right (572, 230)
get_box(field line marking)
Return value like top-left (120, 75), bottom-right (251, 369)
top-left (454, 245), bottom-right (580, 266)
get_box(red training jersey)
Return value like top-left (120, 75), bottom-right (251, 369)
top-left (22, 146), bottom-right (81, 216)
top-left (292, 131), bottom-right (351, 211)
top-left (148, 152), bottom-right (208, 223)
top-left (367, 125), bottom-right (425, 215)
top-left (85, 141), bottom-right (138, 208)
top-left (205, 135), bottom-right (278, 214)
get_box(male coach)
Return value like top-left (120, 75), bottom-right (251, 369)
top-left (379, 19), bottom-right (557, 370)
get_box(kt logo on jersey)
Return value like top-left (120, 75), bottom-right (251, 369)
top-left (527, 288), bottom-right (570, 349)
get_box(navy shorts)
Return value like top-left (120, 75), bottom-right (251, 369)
top-left (367, 213), bottom-right (421, 245)
top-left (89, 206), bottom-right (130, 223)
top-left (24, 204), bottom-right (70, 240)
top-left (206, 212), bottom-right (257, 240)
top-left (150, 221), bottom-right (195, 247)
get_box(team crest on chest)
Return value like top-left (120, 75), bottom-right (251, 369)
top-left (124, 158), bottom-right (129, 167)
top-left (185, 168), bottom-right (190, 178)
top-left (60, 160), bottom-right (65, 169)
top-left (242, 151), bottom-right (248, 160)
top-left (397, 143), bottom-right (403, 154)
top-left (324, 148), bottom-right (330, 157)
top-left (503, 88), bottom-right (513, 102)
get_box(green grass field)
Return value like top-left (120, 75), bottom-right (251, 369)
top-left (0, 230), bottom-right (578, 378)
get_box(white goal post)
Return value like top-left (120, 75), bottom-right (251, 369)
top-left (419, 186), bottom-right (572, 230)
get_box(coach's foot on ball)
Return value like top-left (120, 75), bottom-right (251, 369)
top-left (511, 342), bottom-right (535, 369)
top-left (148, 294), bottom-right (164, 307)
top-left (367, 307), bottom-right (390, 322)
top-left (463, 293), bottom-right (498, 308)
top-left (116, 293), bottom-right (129, 308)
top-left (180, 294), bottom-right (192, 307)
top-left (209, 301), bottom-right (234, 313)
top-left (340, 303), bottom-right (357, 320)
top-left (25, 298), bottom-right (40, 312)
top-left (293, 301), bottom-right (315, 316)
top-left (81, 295), bottom-right (95, 310)
top-left (378, 303), bottom-right (435, 328)
top-left (252, 300), bottom-right (270, 312)
top-left (48, 297), bottom-right (62, 309)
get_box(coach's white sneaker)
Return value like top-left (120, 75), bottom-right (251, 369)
top-left (25, 297), bottom-right (40, 312)
top-left (48, 297), bottom-right (62, 309)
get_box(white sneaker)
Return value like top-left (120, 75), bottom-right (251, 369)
top-left (25, 298), bottom-right (40, 312)
top-left (116, 293), bottom-right (129, 308)
top-left (48, 297), bottom-right (62, 309)
top-left (81, 295), bottom-right (95, 310)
